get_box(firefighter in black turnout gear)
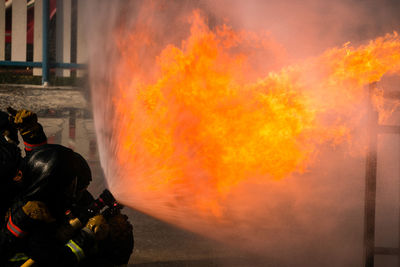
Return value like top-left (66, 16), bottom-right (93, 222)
top-left (72, 190), bottom-right (134, 267)
top-left (89, 212), bottom-right (134, 266)
top-left (0, 108), bottom-right (47, 220)
top-left (0, 110), bottom-right (19, 145)
top-left (0, 108), bottom-right (134, 266)
top-left (0, 144), bottom-right (105, 266)
top-left (7, 107), bottom-right (48, 155)
top-left (0, 111), bottom-right (22, 220)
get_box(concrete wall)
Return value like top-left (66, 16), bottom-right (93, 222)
top-left (11, 0), bottom-right (27, 61)
top-left (56, 0), bottom-right (72, 77)
top-left (33, 0), bottom-right (43, 75)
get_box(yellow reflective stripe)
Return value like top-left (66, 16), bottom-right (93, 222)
top-left (8, 252), bottom-right (29, 262)
top-left (66, 239), bottom-right (85, 261)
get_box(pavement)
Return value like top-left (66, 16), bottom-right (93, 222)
top-left (0, 84), bottom-right (264, 267)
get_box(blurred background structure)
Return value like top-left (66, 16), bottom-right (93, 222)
top-left (0, 0), bottom-right (85, 85)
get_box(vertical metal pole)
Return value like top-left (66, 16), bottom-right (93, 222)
top-left (69, 108), bottom-right (76, 150)
top-left (0, 1), bottom-right (5, 60)
top-left (33, 0), bottom-right (43, 76)
top-left (364, 82), bottom-right (379, 267)
top-left (398, 136), bottom-right (400, 266)
top-left (42, 0), bottom-right (49, 86)
top-left (89, 139), bottom-right (96, 161)
top-left (56, 0), bottom-right (71, 77)
top-left (76, 0), bottom-right (87, 77)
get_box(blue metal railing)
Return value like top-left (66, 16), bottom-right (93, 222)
top-left (0, 0), bottom-right (85, 85)
top-left (0, 61), bottom-right (42, 68)
top-left (0, 61), bottom-right (86, 69)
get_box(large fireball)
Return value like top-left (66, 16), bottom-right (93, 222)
top-left (89, 4), bottom-right (400, 260)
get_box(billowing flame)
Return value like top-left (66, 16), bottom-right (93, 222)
top-left (91, 9), bottom-right (400, 245)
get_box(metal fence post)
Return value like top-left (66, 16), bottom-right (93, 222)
top-left (0, 1), bottom-right (5, 60)
top-left (363, 82), bottom-right (379, 267)
top-left (42, 0), bottom-right (49, 86)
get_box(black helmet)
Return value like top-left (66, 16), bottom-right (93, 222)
top-left (22, 144), bottom-right (92, 217)
top-left (72, 151), bottom-right (92, 193)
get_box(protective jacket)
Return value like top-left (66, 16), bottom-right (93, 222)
top-left (0, 137), bottom-right (23, 220)
top-left (0, 145), bottom-right (96, 267)
top-left (0, 108), bottom-right (48, 220)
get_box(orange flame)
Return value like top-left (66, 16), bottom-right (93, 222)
top-left (93, 10), bottom-right (400, 230)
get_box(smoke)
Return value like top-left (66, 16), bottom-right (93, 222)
top-left (85, 1), bottom-right (400, 266)
top-left (203, 0), bottom-right (400, 59)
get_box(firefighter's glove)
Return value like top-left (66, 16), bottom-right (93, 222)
top-left (22, 201), bottom-right (55, 223)
top-left (84, 215), bottom-right (109, 241)
top-left (8, 108), bottom-right (40, 137)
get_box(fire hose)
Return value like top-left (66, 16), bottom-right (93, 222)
top-left (20, 189), bottom-right (123, 267)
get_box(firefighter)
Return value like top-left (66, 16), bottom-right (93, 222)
top-left (75, 191), bottom-right (134, 267)
top-left (0, 110), bottom-right (19, 145)
top-left (80, 212), bottom-right (134, 266)
top-left (0, 144), bottom-right (104, 267)
top-left (7, 107), bottom-right (48, 155)
top-left (0, 111), bottom-right (23, 220)
top-left (0, 132), bottom-right (22, 220)
top-left (54, 189), bottom-right (134, 267)
top-left (0, 108), bottom-right (47, 220)
top-left (0, 109), bottom-right (133, 266)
